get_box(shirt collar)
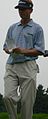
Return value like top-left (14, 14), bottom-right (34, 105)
top-left (17, 19), bottom-right (33, 27)
top-left (27, 19), bottom-right (33, 27)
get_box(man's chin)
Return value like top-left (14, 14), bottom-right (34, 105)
top-left (20, 16), bottom-right (29, 19)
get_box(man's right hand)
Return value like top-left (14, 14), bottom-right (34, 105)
top-left (3, 48), bottom-right (12, 54)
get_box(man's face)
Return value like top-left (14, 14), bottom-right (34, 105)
top-left (18, 8), bottom-right (32, 19)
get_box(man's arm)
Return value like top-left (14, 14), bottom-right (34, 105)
top-left (12, 47), bottom-right (43, 56)
top-left (20, 48), bottom-right (43, 56)
top-left (3, 47), bottom-right (48, 57)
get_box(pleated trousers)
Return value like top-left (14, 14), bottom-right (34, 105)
top-left (3, 61), bottom-right (38, 119)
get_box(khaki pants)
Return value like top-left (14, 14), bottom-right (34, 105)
top-left (4, 61), bottom-right (38, 119)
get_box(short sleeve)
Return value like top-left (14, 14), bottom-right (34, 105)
top-left (3, 24), bottom-right (15, 49)
top-left (34, 29), bottom-right (45, 53)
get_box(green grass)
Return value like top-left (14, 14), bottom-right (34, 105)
top-left (33, 114), bottom-right (48, 119)
top-left (0, 112), bottom-right (48, 119)
top-left (0, 112), bottom-right (8, 119)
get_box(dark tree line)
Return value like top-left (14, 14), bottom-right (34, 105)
top-left (0, 94), bottom-right (6, 112)
top-left (33, 85), bottom-right (48, 113)
top-left (0, 84), bottom-right (48, 113)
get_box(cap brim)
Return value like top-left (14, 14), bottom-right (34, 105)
top-left (14, 5), bottom-right (32, 9)
top-left (14, 5), bottom-right (19, 9)
top-left (14, 5), bottom-right (27, 9)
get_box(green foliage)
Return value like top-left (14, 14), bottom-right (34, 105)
top-left (33, 85), bottom-right (48, 113)
top-left (0, 94), bottom-right (6, 112)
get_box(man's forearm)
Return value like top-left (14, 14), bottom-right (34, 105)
top-left (21, 48), bottom-right (43, 57)
top-left (4, 47), bottom-right (43, 57)
top-left (12, 48), bottom-right (43, 56)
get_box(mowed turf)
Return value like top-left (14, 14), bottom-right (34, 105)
top-left (33, 114), bottom-right (48, 119)
top-left (0, 112), bottom-right (48, 119)
top-left (0, 112), bottom-right (8, 119)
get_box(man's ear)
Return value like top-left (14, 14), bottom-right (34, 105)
top-left (30, 8), bottom-right (33, 13)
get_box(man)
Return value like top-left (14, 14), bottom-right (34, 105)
top-left (3, 0), bottom-right (45, 119)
